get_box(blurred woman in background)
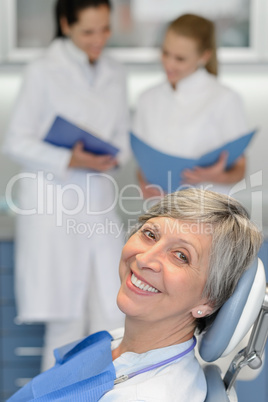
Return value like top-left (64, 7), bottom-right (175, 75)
top-left (133, 14), bottom-right (248, 197)
top-left (3, 0), bottom-right (129, 371)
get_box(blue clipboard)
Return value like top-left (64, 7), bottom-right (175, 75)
top-left (130, 129), bottom-right (257, 193)
top-left (44, 116), bottom-right (119, 156)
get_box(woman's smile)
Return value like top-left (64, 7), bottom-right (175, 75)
top-left (127, 271), bottom-right (160, 295)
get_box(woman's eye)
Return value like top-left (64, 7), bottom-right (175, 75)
top-left (142, 229), bottom-right (155, 240)
top-left (175, 251), bottom-right (188, 263)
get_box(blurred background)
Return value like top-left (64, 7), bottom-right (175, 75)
top-left (0, 0), bottom-right (268, 400)
top-left (0, 0), bottom-right (268, 229)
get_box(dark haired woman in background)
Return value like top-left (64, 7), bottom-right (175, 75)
top-left (4, 0), bottom-right (129, 371)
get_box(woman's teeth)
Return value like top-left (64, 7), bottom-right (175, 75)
top-left (131, 273), bottom-right (159, 293)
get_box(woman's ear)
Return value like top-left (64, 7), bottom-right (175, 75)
top-left (191, 302), bottom-right (214, 318)
top-left (60, 17), bottom-right (70, 36)
top-left (198, 49), bottom-right (212, 67)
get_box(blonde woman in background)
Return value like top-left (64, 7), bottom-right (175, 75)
top-left (133, 14), bottom-right (248, 197)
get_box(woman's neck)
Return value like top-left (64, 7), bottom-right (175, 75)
top-left (170, 67), bottom-right (203, 91)
top-left (112, 315), bottom-right (195, 361)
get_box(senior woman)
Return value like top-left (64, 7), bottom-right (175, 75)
top-left (8, 189), bottom-right (262, 402)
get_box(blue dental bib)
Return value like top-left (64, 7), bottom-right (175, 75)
top-left (8, 331), bottom-right (116, 401)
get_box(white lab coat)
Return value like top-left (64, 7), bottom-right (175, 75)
top-left (3, 39), bottom-right (129, 327)
top-left (133, 68), bottom-right (247, 194)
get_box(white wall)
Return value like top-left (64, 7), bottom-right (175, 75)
top-left (219, 67), bottom-right (268, 231)
top-left (0, 67), bottom-right (22, 199)
top-left (1, 63), bottom-right (268, 230)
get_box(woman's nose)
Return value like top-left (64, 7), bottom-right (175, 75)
top-left (163, 56), bottom-right (175, 70)
top-left (135, 245), bottom-right (163, 272)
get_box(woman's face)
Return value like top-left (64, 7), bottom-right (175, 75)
top-left (61, 5), bottom-right (111, 62)
top-left (117, 217), bottom-right (213, 327)
top-left (161, 30), bottom-right (210, 87)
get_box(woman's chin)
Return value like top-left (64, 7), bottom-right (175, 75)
top-left (116, 290), bottom-right (141, 318)
top-left (167, 76), bottom-right (178, 86)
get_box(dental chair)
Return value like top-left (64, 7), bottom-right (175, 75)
top-left (197, 257), bottom-right (268, 402)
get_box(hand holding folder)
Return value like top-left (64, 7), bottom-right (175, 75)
top-left (181, 151), bottom-right (229, 185)
top-left (69, 141), bottom-right (118, 171)
top-left (130, 130), bottom-right (257, 193)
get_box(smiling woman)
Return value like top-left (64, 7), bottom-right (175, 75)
top-left (57, 0), bottom-right (112, 62)
top-left (106, 189), bottom-right (262, 401)
top-left (7, 189), bottom-right (262, 402)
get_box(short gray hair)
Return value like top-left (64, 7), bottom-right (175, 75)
top-left (130, 189), bottom-right (262, 332)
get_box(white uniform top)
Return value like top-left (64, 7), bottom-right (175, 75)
top-left (3, 39), bottom-right (128, 326)
top-left (4, 38), bottom-right (129, 175)
top-left (100, 328), bottom-right (206, 402)
top-left (133, 68), bottom-right (247, 194)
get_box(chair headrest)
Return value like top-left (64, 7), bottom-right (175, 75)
top-left (199, 258), bottom-right (266, 362)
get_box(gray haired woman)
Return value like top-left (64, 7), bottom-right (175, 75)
top-left (8, 189), bottom-right (262, 402)
top-left (129, 189), bottom-right (262, 334)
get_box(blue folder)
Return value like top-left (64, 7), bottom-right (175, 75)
top-left (44, 116), bottom-right (119, 156)
top-left (130, 130), bottom-right (257, 193)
